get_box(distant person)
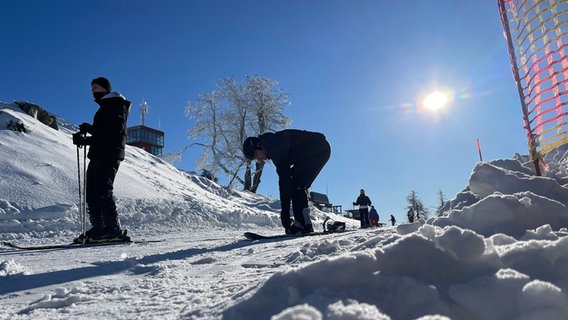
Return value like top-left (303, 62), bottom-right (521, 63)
top-left (369, 205), bottom-right (379, 227)
top-left (407, 208), bottom-right (415, 223)
top-left (390, 214), bottom-right (396, 226)
top-left (72, 77), bottom-right (131, 243)
top-left (354, 189), bottom-right (372, 228)
top-left (243, 129), bottom-right (331, 234)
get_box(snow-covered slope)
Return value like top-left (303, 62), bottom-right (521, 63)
top-left (0, 102), bottom-right (298, 238)
top-left (2, 102), bottom-right (568, 320)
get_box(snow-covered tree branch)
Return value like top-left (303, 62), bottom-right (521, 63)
top-left (185, 75), bottom-right (291, 192)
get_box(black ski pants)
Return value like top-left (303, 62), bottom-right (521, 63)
top-left (282, 138), bottom-right (331, 227)
top-left (359, 208), bottom-right (370, 228)
top-left (86, 157), bottom-right (121, 229)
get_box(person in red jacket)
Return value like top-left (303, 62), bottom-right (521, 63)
top-left (72, 77), bottom-right (131, 243)
top-left (243, 129), bottom-right (331, 234)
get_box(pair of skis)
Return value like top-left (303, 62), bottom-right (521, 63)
top-left (2, 239), bottom-right (162, 251)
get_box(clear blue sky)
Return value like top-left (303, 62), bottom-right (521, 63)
top-left (1, 1), bottom-right (527, 223)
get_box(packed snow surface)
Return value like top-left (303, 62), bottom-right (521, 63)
top-left (1, 103), bottom-right (568, 319)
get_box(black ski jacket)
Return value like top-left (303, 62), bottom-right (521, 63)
top-left (355, 195), bottom-right (372, 207)
top-left (85, 92), bottom-right (131, 161)
top-left (258, 129), bottom-right (329, 207)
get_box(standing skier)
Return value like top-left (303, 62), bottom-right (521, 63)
top-left (389, 214), bottom-right (397, 226)
top-left (72, 77), bottom-right (131, 243)
top-left (354, 189), bottom-right (372, 228)
top-left (243, 129), bottom-right (331, 234)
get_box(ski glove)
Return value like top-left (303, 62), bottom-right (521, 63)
top-left (79, 122), bottom-right (93, 134)
top-left (72, 132), bottom-right (89, 146)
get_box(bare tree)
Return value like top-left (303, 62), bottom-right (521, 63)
top-left (436, 189), bottom-right (446, 216)
top-left (406, 190), bottom-right (429, 220)
top-left (185, 75), bottom-right (291, 192)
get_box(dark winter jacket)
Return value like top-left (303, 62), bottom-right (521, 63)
top-left (85, 92), bottom-right (131, 161)
top-left (355, 195), bottom-right (372, 208)
top-left (258, 129), bottom-right (329, 207)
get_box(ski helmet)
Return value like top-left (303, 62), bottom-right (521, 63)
top-left (243, 136), bottom-right (262, 160)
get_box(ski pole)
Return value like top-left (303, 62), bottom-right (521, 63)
top-left (82, 144), bottom-right (87, 234)
top-left (76, 146), bottom-right (84, 234)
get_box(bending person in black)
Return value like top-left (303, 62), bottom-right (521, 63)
top-left (72, 77), bottom-right (131, 243)
top-left (243, 129), bottom-right (331, 234)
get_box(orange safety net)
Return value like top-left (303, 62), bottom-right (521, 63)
top-left (498, 0), bottom-right (568, 162)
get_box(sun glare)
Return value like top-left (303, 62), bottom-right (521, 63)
top-left (423, 91), bottom-right (449, 111)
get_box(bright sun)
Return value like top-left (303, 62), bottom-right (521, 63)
top-left (423, 91), bottom-right (449, 111)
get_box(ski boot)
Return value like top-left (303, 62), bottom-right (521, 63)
top-left (285, 220), bottom-right (313, 235)
top-left (285, 220), bottom-right (302, 235)
top-left (87, 227), bottom-right (131, 243)
top-left (73, 225), bottom-right (105, 244)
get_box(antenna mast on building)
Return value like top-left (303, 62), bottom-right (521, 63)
top-left (127, 99), bottom-right (164, 157)
top-left (140, 100), bottom-right (149, 126)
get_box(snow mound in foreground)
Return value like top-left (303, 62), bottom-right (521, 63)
top-left (224, 150), bottom-right (568, 319)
